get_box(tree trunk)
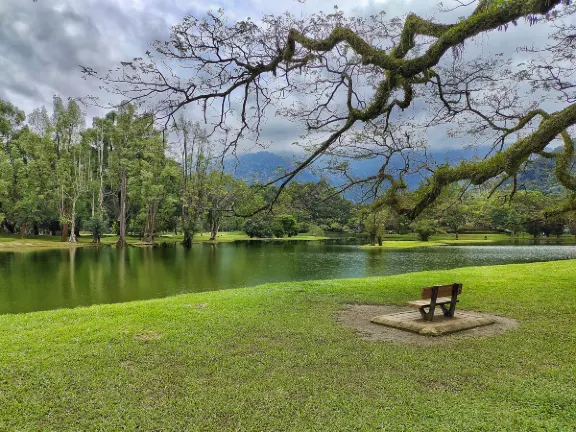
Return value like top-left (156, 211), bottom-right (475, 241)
top-left (68, 200), bottom-right (78, 243)
top-left (209, 209), bottom-right (220, 241)
top-left (61, 223), bottom-right (69, 242)
top-left (181, 206), bottom-right (195, 247)
top-left (369, 232), bottom-right (376, 246)
top-left (377, 235), bottom-right (383, 246)
top-left (182, 230), bottom-right (192, 247)
top-left (117, 169), bottom-right (127, 247)
top-left (33, 224), bottom-right (39, 236)
top-left (143, 201), bottom-right (159, 244)
top-left (20, 223), bottom-right (26, 239)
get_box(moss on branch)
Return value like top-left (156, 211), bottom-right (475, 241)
top-left (386, 103), bottom-right (576, 219)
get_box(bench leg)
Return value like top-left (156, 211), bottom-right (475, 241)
top-left (419, 306), bottom-right (435, 321)
top-left (440, 303), bottom-right (449, 316)
top-left (446, 283), bottom-right (461, 317)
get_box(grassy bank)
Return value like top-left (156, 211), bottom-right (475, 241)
top-left (0, 231), bottom-right (328, 252)
top-left (3, 232), bottom-right (574, 252)
top-left (362, 232), bottom-right (576, 248)
top-left (1, 261), bottom-right (575, 430)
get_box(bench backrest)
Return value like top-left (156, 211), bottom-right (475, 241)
top-left (421, 283), bottom-right (462, 299)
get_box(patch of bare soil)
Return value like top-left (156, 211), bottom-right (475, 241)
top-left (336, 304), bottom-right (518, 346)
top-left (134, 330), bottom-right (164, 341)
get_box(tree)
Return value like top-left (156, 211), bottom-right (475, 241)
top-left (173, 117), bottom-right (210, 247)
top-left (443, 204), bottom-right (468, 238)
top-left (88, 0), bottom-right (576, 221)
top-left (490, 206), bottom-right (523, 236)
top-left (51, 97), bottom-right (86, 242)
top-left (411, 219), bottom-right (437, 242)
top-left (206, 172), bottom-right (241, 241)
top-left (0, 100), bottom-right (25, 144)
top-left (243, 216), bottom-right (273, 238)
top-left (525, 219), bottom-right (544, 238)
top-left (544, 216), bottom-right (566, 238)
top-left (364, 209), bottom-right (392, 246)
top-left (107, 104), bottom-right (160, 246)
top-left (276, 214), bottom-right (299, 237)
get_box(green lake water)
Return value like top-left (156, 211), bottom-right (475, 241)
top-left (1, 241), bottom-right (576, 314)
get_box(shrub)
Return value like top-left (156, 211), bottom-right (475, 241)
top-left (243, 217), bottom-right (274, 238)
top-left (307, 224), bottom-right (325, 237)
top-left (86, 215), bottom-right (107, 243)
top-left (276, 214), bottom-right (299, 237)
top-left (411, 219), bottom-right (437, 242)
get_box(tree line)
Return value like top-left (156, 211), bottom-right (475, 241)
top-left (2, 96), bottom-right (574, 245)
top-left (0, 98), bottom-right (361, 244)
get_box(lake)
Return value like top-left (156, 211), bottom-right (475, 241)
top-left (1, 241), bottom-right (576, 314)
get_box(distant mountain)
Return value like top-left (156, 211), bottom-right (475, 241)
top-left (224, 148), bottom-right (565, 195)
top-left (225, 148), bottom-right (481, 187)
top-left (223, 151), bottom-right (317, 183)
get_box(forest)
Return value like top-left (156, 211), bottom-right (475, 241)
top-left (0, 97), bottom-right (359, 245)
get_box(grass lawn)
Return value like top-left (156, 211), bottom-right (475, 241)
top-left (0, 231), bottom-right (329, 252)
top-left (1, 260), bottom-right (575, 430)
top-left (363, 233), bottom-right (576, 248)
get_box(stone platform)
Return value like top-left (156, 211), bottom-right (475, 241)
top-left (371, 310), bottom-right (495, 336)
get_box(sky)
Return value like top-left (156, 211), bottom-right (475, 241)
top-left (0, 0), bottom-right (570, 153)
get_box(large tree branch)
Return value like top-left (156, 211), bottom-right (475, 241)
top-left (386, 102), bottom-right (576, 219)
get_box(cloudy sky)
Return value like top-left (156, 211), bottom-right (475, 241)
top-left (0, 0), bottom-right (569, 152)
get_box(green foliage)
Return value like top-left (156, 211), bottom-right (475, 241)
top-left (0, 99), bottom-right (25, 138)
top-left (86, 214), bottom-right (106, 242)
top-left (306, 224), bottom-right (325, 237)
top-left (271, 219), bottom-right (285, 238)
top-left (490, 206), bottom-right (523, 234)
top-left (286, 180), bottom-right (354, 231)
top-left (243, 216), bottom-right (274, 238)
top-left (276, 214), bottom-right (299, 237)
top-left (410, 219), bottom-right (437, 241)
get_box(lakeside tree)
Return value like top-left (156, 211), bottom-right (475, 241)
top-left (85, 0), bottom-right (576, 221)
top-left (173, 117), bottom-right (211, 246)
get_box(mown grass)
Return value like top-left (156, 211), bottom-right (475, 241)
top-left (363, 233), bottom-right (576, 248)
top-left (3, 231), bottom-right (574, 252)
top-left (1, 260), bottom-right (575, 430)
top-left (0, 231), bottom-right (329, 252)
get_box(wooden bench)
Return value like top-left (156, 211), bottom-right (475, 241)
top-left (407, 283), bottom-right (462, 321)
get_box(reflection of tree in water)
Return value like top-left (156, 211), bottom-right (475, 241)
top-left (3, 244), bottom-right (576, 314)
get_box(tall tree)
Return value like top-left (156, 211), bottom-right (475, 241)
top-left (52, 97), bottom-right (85, 241)
top-left (89, 0), bottom-right (576, 219)
top-left (173, 118), bottom-right (210, 246)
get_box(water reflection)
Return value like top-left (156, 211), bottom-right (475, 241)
top-left (1, 242), bottom-right (576, 314)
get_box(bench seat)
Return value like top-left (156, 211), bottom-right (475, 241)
top-left (408, 283), bottom-right (463, 321)
top-left (407, 297), bottom-right (457, 307)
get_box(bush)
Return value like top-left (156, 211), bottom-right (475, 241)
top-left (298, 221), bottom-right (310, 233)
top-left (307, 224), bottom-right (325, 237)
top-left (86, 215), bottom-right (107, 243)
top-left (243, 217), bottom-right (274, 238)
top-left (276, 214), bottom-right (299, 237)
top-left (271, 220), bottom-right (285, 238)
top-left (411, 219), bottom-right (437, 242)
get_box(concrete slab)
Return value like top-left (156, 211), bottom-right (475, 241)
top-left (371, 310), bottom-right (495, 336)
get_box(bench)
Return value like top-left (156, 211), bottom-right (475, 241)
top-left (407, 283), bottom-right (462, 321)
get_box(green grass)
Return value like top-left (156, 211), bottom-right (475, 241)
top-left (0, 231), bottom-right (329, 252)
top-left (1, 260), bottom-right (575, 430)
top-left (3, 231), bottom-right (574, 252)
top-left (363, 233), bottom-right (576, 248)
